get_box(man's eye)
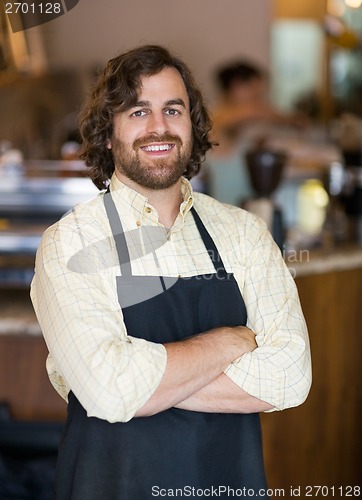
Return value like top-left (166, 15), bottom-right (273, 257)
top-left (131, 110), bottom-right (147, 117)
top-left (165, 108), bottom-right (180, 116)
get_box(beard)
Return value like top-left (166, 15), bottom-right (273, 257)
top-left (111, 133), bottom-right (192, 190)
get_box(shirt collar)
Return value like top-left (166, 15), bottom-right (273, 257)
top-left (108, 173), bottom-right (194, 227)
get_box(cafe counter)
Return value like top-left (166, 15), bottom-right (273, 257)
top-left (263, 243), bottom-right (362, 495)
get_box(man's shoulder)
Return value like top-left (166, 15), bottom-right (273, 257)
top-left (35, 191), bottom-right (113, 280)
top-left (192, 191), bottom-right (266, 232)
top-left (42, 191), bottom-right (107, 242)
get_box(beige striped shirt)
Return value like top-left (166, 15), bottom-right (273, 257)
top-left (30, 174), bottom-right (311, 422)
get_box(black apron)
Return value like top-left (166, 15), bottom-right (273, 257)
top-left (54, 191), bottom-right (268, 499)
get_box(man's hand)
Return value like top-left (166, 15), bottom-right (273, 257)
top-left (222, 325), bottom-right (257, 357)
top-left (135, 325), bottom-right (257, 417)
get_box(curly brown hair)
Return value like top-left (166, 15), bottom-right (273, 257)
top-left (79, 45), bottom-right (214, 190)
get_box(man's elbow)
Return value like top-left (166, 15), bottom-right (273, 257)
top-left (282, 370), bottom-right (312, 411)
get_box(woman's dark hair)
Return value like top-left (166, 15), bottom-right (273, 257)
top-left (79, 45), bottom-right (214, 189)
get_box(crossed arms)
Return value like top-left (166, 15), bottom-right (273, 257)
top-left (136, 326), bottom-right (273, 416)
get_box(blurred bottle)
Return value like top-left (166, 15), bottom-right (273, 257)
top-left (61, 141), bottom-right (81, 161)
top-left (297, 179), bottom-right (329, 233)
top-left (0, 141), bottom-right (25, 177)
top-left (322, 161), bottom-right (349, 246)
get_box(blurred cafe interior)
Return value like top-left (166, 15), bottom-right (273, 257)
top-left (0, 0), bottom-right (361, 497)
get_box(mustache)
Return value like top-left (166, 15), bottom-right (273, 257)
top-left (133, 133), bottom-right (183, 149)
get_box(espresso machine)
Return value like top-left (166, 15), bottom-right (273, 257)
top-left (244, 148), bottom-right (287, 250)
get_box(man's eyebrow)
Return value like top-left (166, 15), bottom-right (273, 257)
top-left (132, 100), bottom-right (151, 108)
top-left (131, 99), bottom-right (187, 108)
top-left (165, 99), bottom-right (187, 108)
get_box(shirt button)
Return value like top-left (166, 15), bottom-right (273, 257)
top-left (136, 220), bottom-right (141, 227)
top-left (145, 207), bottom-right (152, 214)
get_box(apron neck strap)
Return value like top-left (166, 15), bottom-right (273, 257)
top-left (190, 206), bottom-right (226, 272)
top-left (104, 188), bottom-right (132, 276)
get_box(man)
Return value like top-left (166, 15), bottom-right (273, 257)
top-left (31, 45), bottom-right (311, 499)
top-left (212, 59), bottom-right (306, 146)
top-left (204, 60), bottom-right (307, 207)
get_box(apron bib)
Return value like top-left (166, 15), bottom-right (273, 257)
top-left (54, 192), bottom-right (268, 499)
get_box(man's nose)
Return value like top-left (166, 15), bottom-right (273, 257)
top-left (146, 112), bottom-right (168, 135)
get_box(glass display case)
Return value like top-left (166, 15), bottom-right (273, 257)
top-left (0, 161), bottom-right (98, 288)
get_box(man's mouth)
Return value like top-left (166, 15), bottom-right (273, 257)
top-left (134, 134), bottom-right (182, 153)
top-left (140, 143), bottom-right (174, 153)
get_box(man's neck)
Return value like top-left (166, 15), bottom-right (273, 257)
top-left (115, 171), bottom-right (183, 228)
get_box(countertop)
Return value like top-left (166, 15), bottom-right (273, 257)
top-left (1, 244), bottom-right (362, 336)
top-left (0, 289), bottom-right (40, 336)
top-left (285, 243), bottom-right (362, 278)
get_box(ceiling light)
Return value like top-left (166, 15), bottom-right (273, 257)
top-left (344, 0), bottom-right (362, 8)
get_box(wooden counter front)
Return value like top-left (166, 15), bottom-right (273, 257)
top-left (0, 334), bottom-right (67, 422)
top-left (261, 265), bottom-right (362, 495)
top-left (0, 288), bottom-right (67, 422)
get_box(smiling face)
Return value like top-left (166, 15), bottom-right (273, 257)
top-left (108, 67), bottom-right (193, 191)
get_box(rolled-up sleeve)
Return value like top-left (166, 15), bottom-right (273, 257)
top-left (224, 220), bottom-right (312, 411)
top-left (30, 217), bottom-right (167, 423)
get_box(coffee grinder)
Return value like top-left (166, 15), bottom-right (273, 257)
top-left (244, 148), bottom-right (287, 250)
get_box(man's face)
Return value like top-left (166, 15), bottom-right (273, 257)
top-left (108, 67), bottom-right (193, 190)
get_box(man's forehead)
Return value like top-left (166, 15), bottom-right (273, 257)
top-left (137, 68), bottom-right (189, 99)
top-left (116, 67), bottom-right (190, 113)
